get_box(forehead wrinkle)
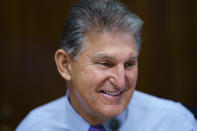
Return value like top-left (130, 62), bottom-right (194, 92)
top-left (92, 52), bottom-right (138, 62)
top-left (128, 54), bottom-right (139, 60)
top-left (94, 53), bottom-right (115, 60)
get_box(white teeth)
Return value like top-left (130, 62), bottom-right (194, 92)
top-left (102, 91), bottom-right (121, 96)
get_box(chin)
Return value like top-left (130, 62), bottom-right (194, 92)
top-left (98, 105), bottom-right (125, 119)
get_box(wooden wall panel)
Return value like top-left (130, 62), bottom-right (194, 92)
top-left (0, 0), bottom-right (196, 129)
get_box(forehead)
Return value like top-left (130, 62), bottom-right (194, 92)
top-left (86, 32), bottom-right (136, 45)
top-left (85, 32), bottom-right (136, 51)
top-left (74, 32), bottom-right (138, 62)
top-left (86, 32), bottom-right (136, 46)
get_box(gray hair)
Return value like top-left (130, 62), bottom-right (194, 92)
top-left (60, 0), bottom-right (143, 59)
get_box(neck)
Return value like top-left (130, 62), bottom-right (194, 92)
top-left (68, 88), bottom-right (109, 125)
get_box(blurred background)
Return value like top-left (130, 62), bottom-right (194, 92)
top-left (0, 0), bottom-right (197, 130)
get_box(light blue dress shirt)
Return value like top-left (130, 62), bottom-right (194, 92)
top-left (16, 90), bottom-right (197, 131)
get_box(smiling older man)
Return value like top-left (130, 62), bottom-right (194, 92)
top-left (16, 0), bottom-right (197, 131)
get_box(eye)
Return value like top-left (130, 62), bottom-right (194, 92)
top-left (99, 61), bottom-right (114, 68)
top-left (124, 60), bottom-right (136, 68)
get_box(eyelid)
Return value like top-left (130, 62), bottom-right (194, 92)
top-left (100, 61), bottom-right (114, 67)
top-left (124, 60), bottom-right (137, 68)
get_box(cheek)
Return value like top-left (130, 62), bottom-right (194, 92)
top-left (77, 70), bottom-right (108, 106)
top-left (83, 69), bottom-right (107, 86)
top-left (127, 68), bottom-right (138, 84)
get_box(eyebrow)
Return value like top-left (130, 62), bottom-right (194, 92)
top-left (95, 54), bottom-right (115, 60)
top-left (92, 53), bottom-right (138, 61)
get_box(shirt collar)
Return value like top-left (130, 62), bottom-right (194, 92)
top-left (65, 90), bottom-right (90, 131)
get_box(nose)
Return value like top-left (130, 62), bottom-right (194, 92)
top-left (108, 65), bottom-right (127, 89)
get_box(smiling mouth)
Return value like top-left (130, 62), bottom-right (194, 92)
top-left (100, 90), bottom-right (123, 96)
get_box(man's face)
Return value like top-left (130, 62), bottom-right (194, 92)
top-left (68, 32), bottom-right (138, 124)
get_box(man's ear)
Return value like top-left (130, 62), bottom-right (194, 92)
top-left (55, 49), bottom-right (72, 81)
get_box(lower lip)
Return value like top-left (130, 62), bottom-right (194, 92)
top-left (100, 92), bottom-right (123, 105)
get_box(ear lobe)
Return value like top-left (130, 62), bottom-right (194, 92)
top-left (55, 49), bottom-right (72, 81)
